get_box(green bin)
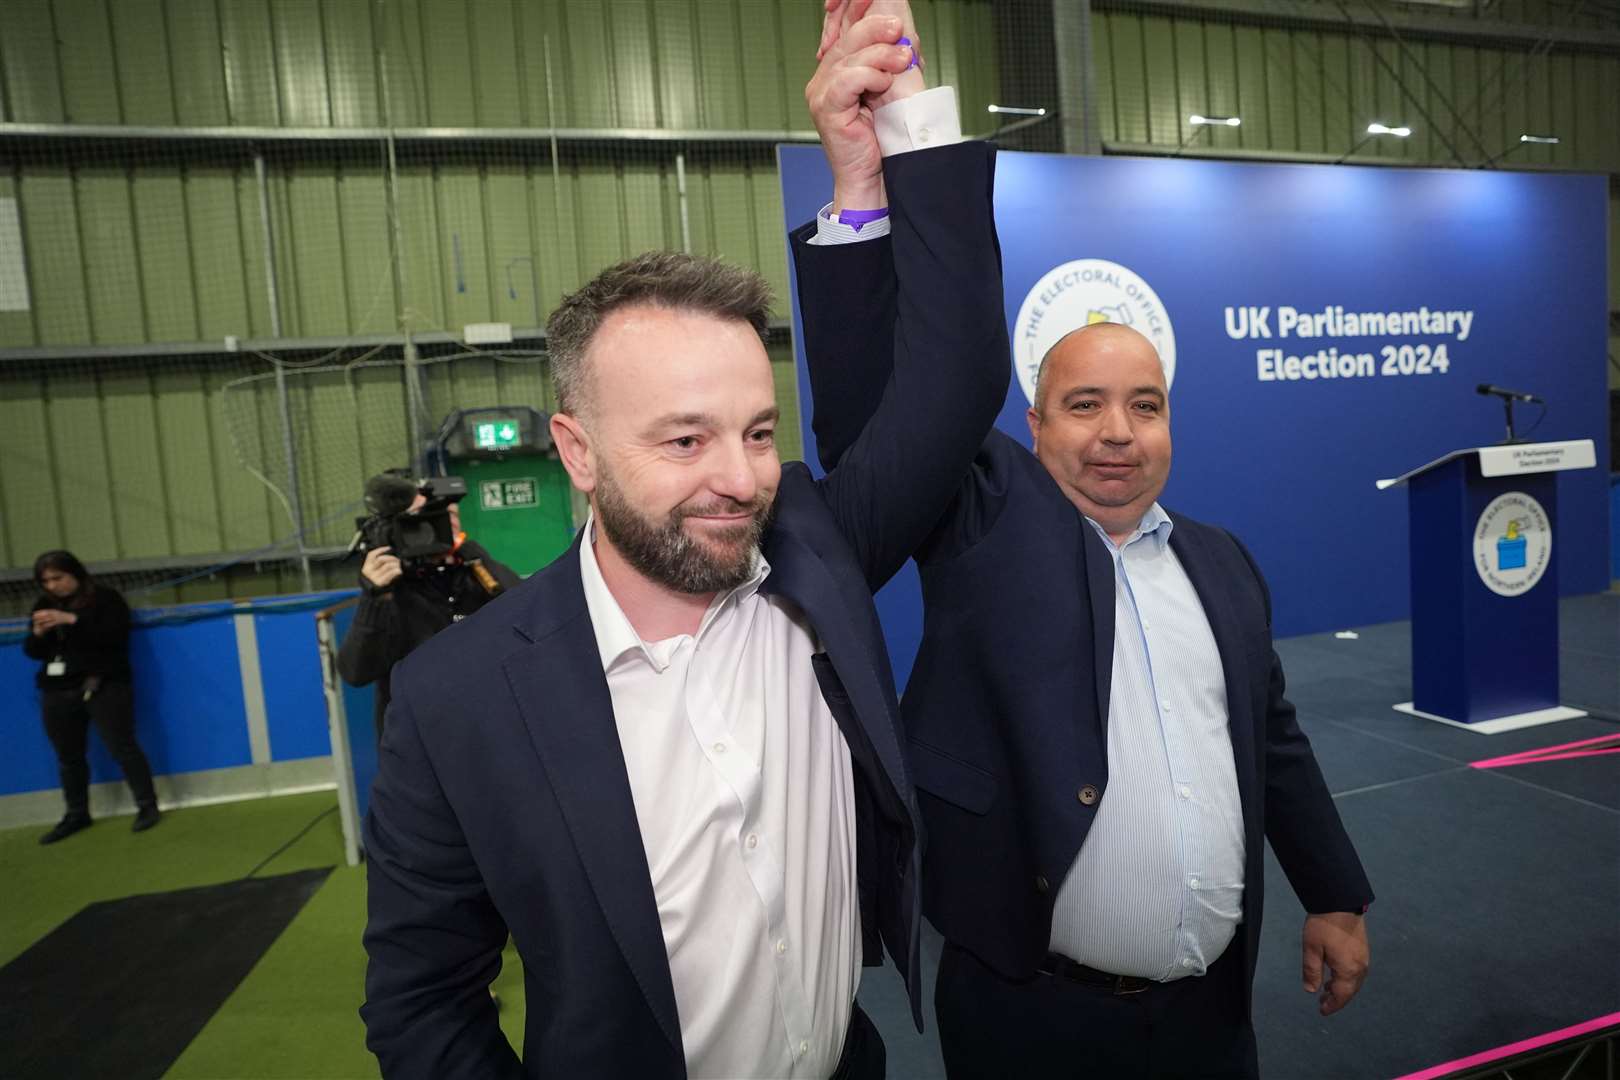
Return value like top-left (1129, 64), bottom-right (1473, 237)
top-left (432, 407), bottom-right (576, 578)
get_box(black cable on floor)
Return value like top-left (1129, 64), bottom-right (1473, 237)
top-left (242, 805), bottom-right (338, 880)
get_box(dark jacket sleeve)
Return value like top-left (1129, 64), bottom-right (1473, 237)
top-left (487, 557), bottom-right (521, 590)
top-left (460, 539), bottom-right (522, 590)
top-left (1236, 537), bottom-right (1375, 915)
top-left (73, 589), bottom-right (131, 650)
top-left (21, 598), bottom-right (53, 660)
top-left (795, 233), bottom-right (899, 473)
top-left (336, 588), bottom-right (403, 689)
top-left (23, 590), bottom-right (131, 659)
top-left (793, 141), bottom-right (1011, 592)
top-left (360, 687), bottom-right (521, 1079)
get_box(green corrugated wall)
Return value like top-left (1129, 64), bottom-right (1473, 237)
top-left (1094, 10), bottom-right (1620, 169)
top-left (0, 0), bottom-right (1004, 350)
top-left (0, 0), bottom-right (1008, 593)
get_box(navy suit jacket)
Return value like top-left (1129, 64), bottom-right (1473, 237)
top-left (797, 231), bottom-right (1373, 1011)
top-left (359, 141), bottom-right (1009, 1079)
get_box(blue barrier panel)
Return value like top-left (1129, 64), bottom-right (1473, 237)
top-left (2, 594), bottom-right (352, 801)
top-left (256, 602), bottom-right (337, 762)
top-left (124, 612), bottom-right (251, 777)
top-left (780, 147), bottom-right (1611, 682)
top-left (1, 608), bottom-right (249, 796)
top-left (1, 640), bottom-right (59, 796)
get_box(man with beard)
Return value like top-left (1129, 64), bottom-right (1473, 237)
top-left (358, 10), bottom-right (1007, 1078)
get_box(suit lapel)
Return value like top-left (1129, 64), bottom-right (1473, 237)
top-left (760, 529), bottom-right (911, 800)
top-left (1169, 522), bottom-right (1259, 819)
top-left (499, 545), bottom-right (683, 1054)
top-left (1080, 518), bottom-right (1116, 737)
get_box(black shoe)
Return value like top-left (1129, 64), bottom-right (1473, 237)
top-left (132, 805), bottom-right (162, 832)
top-left (39, 815), bottom-right (92, 845)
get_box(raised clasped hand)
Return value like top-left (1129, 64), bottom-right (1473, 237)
top-left (806, 0), bottom-right (921, 213)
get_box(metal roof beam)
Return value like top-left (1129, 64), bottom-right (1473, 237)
top-left (1094, 0), bottom-right (1620, 53)
top-left (0, 122), bottom-right (819, 146)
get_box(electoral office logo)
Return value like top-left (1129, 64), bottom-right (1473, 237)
top-left (1011, 259), bottom-right (1177, 405)
top-left (1473, 492), bottom-right (1551, 597)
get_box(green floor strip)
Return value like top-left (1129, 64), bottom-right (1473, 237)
top-left (163, 865), bottom-right (379, 1080)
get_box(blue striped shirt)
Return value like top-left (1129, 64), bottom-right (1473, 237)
top-left (1049, 503), bottom-right (1247, 981)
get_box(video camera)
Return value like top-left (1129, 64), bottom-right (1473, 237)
top-left (351, 470), bottom-right (468, 568)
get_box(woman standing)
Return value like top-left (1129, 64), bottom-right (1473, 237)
top-left (23, 551), bottom-right (160, 844)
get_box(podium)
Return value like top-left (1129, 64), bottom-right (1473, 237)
top-left (1377, 440), bottom-right (1597, 734)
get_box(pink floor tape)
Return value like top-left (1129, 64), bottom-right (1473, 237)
top-left (1392, 1012), bottom-right (1620, 1080)
top-left (1470, 747), bottom-right (1620, 769)
top-left (1470, 733), bottom-right (1620, 771)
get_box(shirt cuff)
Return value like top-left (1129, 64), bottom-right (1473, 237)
top-left (809, 202), bottom-right (893, 246)
top-left (873, 86), bottom-right (962, 156)
top-left (807, 86), bottom-right (961, 246)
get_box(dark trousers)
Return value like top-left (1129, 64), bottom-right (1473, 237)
top-left (40, 682), bottom-right (157, 817)
top-left (830, 1003), bottom-right (886, 1080)
top-left (935, 941), bottom-right (1258, 1080)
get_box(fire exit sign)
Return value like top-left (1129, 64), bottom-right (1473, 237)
top-left (479, 477), bottom-right (539, 510)
top-left (474, 419), bottom-right (520, 450)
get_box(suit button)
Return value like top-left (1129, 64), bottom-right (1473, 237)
top-left (1035, 874), bottom-right (1050, 894)
top-left (1078, 785), bottom-right (1100, 806)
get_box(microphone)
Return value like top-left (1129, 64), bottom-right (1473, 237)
top-left (363, 472), bottom-right (421, 517)
top-left (1476, 383), bottom-right (1543, 404)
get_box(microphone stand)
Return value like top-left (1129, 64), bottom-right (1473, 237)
top-left (1498, 395), bottom-right (1526, 446)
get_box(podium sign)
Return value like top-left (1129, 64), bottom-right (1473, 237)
top-left (1379, 440), bottom-right (1595, 733)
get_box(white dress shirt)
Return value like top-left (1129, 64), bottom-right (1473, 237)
top-left (1049, 504), bottom-right (1248, 980)
top-left (579, 522), bottom-right (860, 1079)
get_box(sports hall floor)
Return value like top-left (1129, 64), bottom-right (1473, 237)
top-left (3, 592), bottom-right (1615, 1080)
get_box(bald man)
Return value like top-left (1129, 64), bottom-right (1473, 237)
top-left (794, 294), bottom-right (1374, 1075)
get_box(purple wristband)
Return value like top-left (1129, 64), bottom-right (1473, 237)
top-left (897, 36), bottom-right (920, 70)
top-left (836, 207), bottom-right (889, 232)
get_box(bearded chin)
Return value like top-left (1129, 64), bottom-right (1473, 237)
top-left (595, 472), bottom-right (772, 595)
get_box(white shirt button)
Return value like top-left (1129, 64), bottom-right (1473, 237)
top-left (746, 833), bottom-right (759, 849)
top-left (713, 741), bottom-right (726, 755)
top-left (1160, 700), bottom-right (1173, 712)
top-left (1181, 957), bottom-right (1195, 968)
top-left (917, 124), bottom-right (933, 143)
top-left (1189, 876), bottom-right (1200, 889)
top-left (1179, 785), bottom-right (1192, 799)
top-left (799, 1040), bottom-right (809, 1055)
top-left (776, 940), bottom-right (787, 956)
top-left (1142, 618), bottom-right (1151, 631)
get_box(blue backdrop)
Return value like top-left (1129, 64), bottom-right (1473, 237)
top-left (779, 146), bottom-right (1611, 684)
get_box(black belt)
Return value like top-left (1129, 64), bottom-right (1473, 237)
top-left (1038, 953), bottom-right (1159, 996)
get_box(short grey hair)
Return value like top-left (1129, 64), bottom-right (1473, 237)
top-left (1031, 322), bottom-right (1162, 411)
top-left (545, 251), bottom-right (773, 419)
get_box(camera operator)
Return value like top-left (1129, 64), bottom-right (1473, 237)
top-left (336, 473), bottom-right (521, 737)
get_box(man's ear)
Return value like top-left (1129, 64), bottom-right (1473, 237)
top-left (1026, 406), bottom-right (1042, 454)
top-left (550, 413), bottom-right (597, 494)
